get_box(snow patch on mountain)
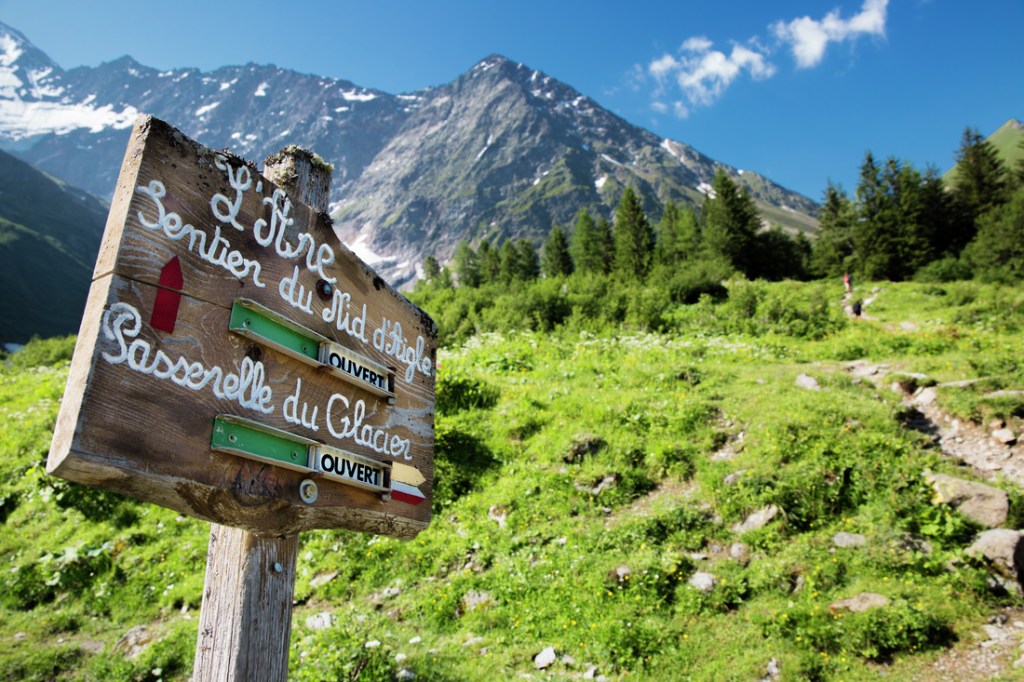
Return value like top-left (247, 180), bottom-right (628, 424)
top-left (342, 89), bottom-right (376, 102)
top-left (697, 181), bottom-right (716, 199)
top-left (0, 100), bottom-right (138, 140)
top-left (348, 231), bottom-right (397, 267)
top-left (0, 34), bottom-right (22, 66)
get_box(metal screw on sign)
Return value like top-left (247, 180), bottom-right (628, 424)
top-left (299, 479), bottom-right (318, 504)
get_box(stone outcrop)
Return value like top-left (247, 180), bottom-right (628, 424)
top-left (925, 472), bottom-right (1009, 528)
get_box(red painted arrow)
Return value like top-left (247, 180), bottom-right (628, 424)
top-left (151, 256), bottom-right (183, 333)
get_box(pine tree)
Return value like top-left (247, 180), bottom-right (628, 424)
top-left (654, 200), bottom-right (700, 266)
top-left (810, 183), bottom-right (856, 278)
top-left (917, 167), bottom-right (956, 258)
top-left (852, 152), bottom-right (898, 279)
top-left (851, 155), bottom-right (946, 280)
top-left (885, 158), bottom-right (933, 278)
top-left (751, 227), bottom-right (810, 280)
top-left (965, 185), bottom-right (1024, 283)
top-left (517, 239), bottom-right (540, 280)
top-left (595, 217), bottom-right (614, 274)
top-left (422, 255), bottom-right (441, 281)
top-left (701, 169), bottom-right (760, 275)
top-left (1016, 136), bottom-right (1024, 187)
top-left (572, 209), bottom-right (609, 274)
top-left (498, 239), bottom-right (539, 282)
top-left (541, 225), bottom-right (574, 277)
top-left (477, 239), bottom-right (501, 284)
top-left (950, 127), bottom-right (1009, 251)
top-left (452, 240), bottom-right (481, 287)
top-left (498, 239), bottom-right (518, 283)
top-left (612, 187), bottom-right (655, 280)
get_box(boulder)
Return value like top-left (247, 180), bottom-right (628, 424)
top-left (733, 505), bottom-right (780, 535)
top-left (114, 625), bottom-right (153, 659)
top-left (564, 434), bottom-right (606, 464)
top-left (926, 472), bottom-right (1009, 528)
top-left (723, 469), bottom-right (747, 486)
top-left (829, 592), bottom-right (889, 613)
top-left (608, 564), bottom-right (632, 584)
top-left (535, 646), bottom-right (558, 669)
top-left (795, 374), bottom-right (821, 391)
top-left (487, 505), bottom-right (508, 527)
top-left (993, 428), bottom-right (1017, 446)
top-left (689, 571), bottom-right (717, 593)
top-left (305, 612), bottom-right (334, 631)
top-left (460, 590), bottom-right (494, 614)
top-left (832, 532), bottom-right (867, 548)
top-left (967, 529), bottom-right (1024, 586)
top-left (914, 386), bottom-right (939, 407)
top-left (729, 542), bottom-right (750, 563)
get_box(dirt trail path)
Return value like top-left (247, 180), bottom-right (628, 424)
top-left (842, 284), bottom-right (1024, 678)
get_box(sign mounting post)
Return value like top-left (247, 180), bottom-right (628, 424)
top-left (47, 116), bottom-right (437, 680)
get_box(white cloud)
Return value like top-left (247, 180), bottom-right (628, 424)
top-left (643, 0), bottom-right (888, 117)
top-left (773, 0), bottom-right (888, 68)
top-left (648, 38), bottom-right (775, 116)
top-left (681, 36), bottom-right (713, 53)
top-left (649, 54), bottom-right (678, 82)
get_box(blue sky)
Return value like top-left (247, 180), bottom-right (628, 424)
top-left (1, 0), bottom-right (1020, 202)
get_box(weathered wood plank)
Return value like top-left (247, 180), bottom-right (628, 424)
top-left (50, 272), bottom-right (429, 536)
top-left (48, 115), bottom-right (436, 538)
top-left (94, 117), bottom-right (435, 400)
top-left (193, 526), bottom-right (298, 681)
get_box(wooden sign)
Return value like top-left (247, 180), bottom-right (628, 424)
top-left (47, 116), bottom-right (437, 539)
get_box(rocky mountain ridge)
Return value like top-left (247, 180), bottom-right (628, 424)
top-left (0, 21), bottom-right (818, 287)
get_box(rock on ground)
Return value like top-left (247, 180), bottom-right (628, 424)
top-left (926, 472), bottom-right (1009, 528)
top-left (829, 592), bottom-right (889, 613)
top-left (733, 505), bottom-right (780, 535)
top-left (967, 529), bottom-right (1024, 587)
top-left (534, 646), bottom-right (558, 669)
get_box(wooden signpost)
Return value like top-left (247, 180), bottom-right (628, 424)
top-left (47, 116), bottom-right (437, 680)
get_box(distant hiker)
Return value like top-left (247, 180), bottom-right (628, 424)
top-left (843, 272), bottom-right (853, 295)
top-left (852, 299), bottom-right (863, 318)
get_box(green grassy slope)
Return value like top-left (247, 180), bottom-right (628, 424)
top-left (2, 281), bottom-right (1024, 680)
top-left (944, 118), bottom-right (1024, 185)
top-left (0, 150), bottom-right (107, 344)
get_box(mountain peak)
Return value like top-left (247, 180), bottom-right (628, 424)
top-left (468, 54), bottom-right (527, 81)
top-left (474, 54), bottom-right (517, 69)
top-left (0, 20), bottom-right (59, 72)
top-left (0, 20), bottom-right (31, 47)
top-left (0, 20), bottom-right (819, 290)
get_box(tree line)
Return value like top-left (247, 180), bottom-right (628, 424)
top-left (813, 127), bottom-right (1024, 283)
top-left (419, 125), bottom-right (1024, 296)
top-left (422, 168), bottom-right (811, 302)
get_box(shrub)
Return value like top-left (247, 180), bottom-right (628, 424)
top-left (760, 598), bottom-right (951, 661)
top-left (432, 421), bottom-right (498, 512)
top-left (435, 367), bottom-right (499, 415)
top-left (6, 335), bottom-right (76, 370)
top-left (913, 256), bottom-right (972, 283)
